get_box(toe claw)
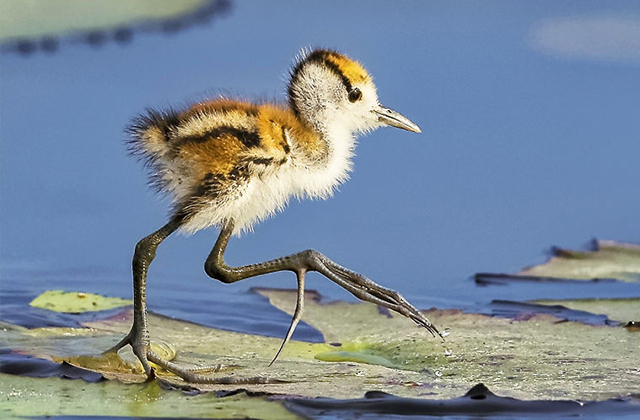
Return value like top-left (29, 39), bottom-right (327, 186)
top-left (145, 368), bottom-right (157, 382)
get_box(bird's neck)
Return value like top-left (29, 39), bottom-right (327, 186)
top-left (286, 114), bottom-right (356, 200)
top-left (319, 123), bottom-right (357, 182)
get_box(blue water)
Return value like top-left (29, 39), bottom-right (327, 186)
top-left (2, 0), bottom-right (640, 346)
top-left (2, 5), bottom-right (640, 420)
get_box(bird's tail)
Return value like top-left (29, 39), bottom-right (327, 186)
top-left (126, 108), bottom-right (182, 196)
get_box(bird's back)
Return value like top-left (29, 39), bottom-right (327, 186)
top-left (128, 99), bottom-right (328, 234)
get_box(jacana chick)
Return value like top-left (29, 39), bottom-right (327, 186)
top-left (107, 48), bottom-right (441, 383)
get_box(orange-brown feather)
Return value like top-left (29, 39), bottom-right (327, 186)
top-left (323, 51), bottom-right (371, 85)
top-left (129, 98), bottom-right (327, 225)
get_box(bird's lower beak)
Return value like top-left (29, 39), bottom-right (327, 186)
top-left (374, 107), bottom-right (421, 133)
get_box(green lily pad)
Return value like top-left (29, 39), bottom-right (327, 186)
top-left (29, 290), bottom-right (132, 313)
top-left (519, 240), bottom-right (640, 282)
top-left (0, 372), bottom-right (299, 419)
top-left (5, 289), bottom-right (639, 403)
top-left (533, 298), bottom-right (640, 324)
top-left (4, 238), bottom-right (640, 418)
top-left (0, 0), bottom-right (212, 41)
top-left (257, 289), bottom-right (640, 401)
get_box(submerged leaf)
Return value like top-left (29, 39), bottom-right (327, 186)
top-left (286, 383), bottom-right (640, 417)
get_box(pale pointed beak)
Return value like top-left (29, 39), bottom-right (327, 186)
top-left (374, 106), bottom-right (421, 133)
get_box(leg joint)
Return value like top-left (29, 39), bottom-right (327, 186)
top-left (133, 235), bottom-right (158, 267)
top-left (300, 249), bottom-right (323, 269)
top-left (204, 260), bottom-right (236, 284)
top-left (134, 237), bottom-right (151, 256)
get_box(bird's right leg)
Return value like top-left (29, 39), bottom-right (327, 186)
top-left (205, 220), bottom-right (442, 365)
top-left (105, 218), bottom-right (181, 377)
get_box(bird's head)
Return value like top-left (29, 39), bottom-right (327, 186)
top-left (287, 49), bottom-right (420, 136)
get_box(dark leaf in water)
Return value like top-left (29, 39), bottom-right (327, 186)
top-left (285, 383), bottom-right (640, 417)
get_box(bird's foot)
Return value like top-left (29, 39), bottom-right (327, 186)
top-left (314, 254), bottom-right (443, 339)
top-left (104, 325), bottom-right (155, 377)
top-left (106, 327), bottom-right (280, 384)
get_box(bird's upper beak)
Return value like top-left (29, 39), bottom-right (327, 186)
top-left (374, 106), bottom-right (421, 133)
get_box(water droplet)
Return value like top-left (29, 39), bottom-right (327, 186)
top-left (441, 328), bottom-right (451, 337)
top-left (444, 348), bottom-right (452, 356)
top-left (435, 370), bottom-right (443, 377)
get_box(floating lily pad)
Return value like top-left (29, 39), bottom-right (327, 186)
top-left (533, 298), bottom-right (640, 325)
top-left (0, 372), bottom-right (299, 419)
top-left (0, 0), bottom-right (231, 55)
top-left (519, 240), bottom-right (640, 283)
top-left (0, 0), bottom-right (216, 40)
top-left (256, 289), bottom-right (640, 401)
top-left (29, 290), bottom-right (132, 313)
top-left (4, 237), bottom-right (640, 418)
top-left (4, 289), bottom-right (639, 403)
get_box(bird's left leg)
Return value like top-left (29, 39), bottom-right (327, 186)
top-left (104, 218), bottom-right (277, 385)
top-left (105, 218), bottom-right (182, 376)
top-left (205, 220), bottom-right (442, 364)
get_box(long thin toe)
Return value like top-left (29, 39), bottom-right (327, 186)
top-left (269, 269), bottom-right (306, 366)
top-left (147, 350), bottom-right (278, 384)
top-left (317, 258), bottom-right (442, 339)
top-left (104, 333), bottom-right (131, 355)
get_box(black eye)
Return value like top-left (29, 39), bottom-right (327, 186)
top-left (348, 87), bottom-right (362, 103)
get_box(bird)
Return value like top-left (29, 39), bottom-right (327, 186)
top-left (106, 48), bottom-right (441, 383)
